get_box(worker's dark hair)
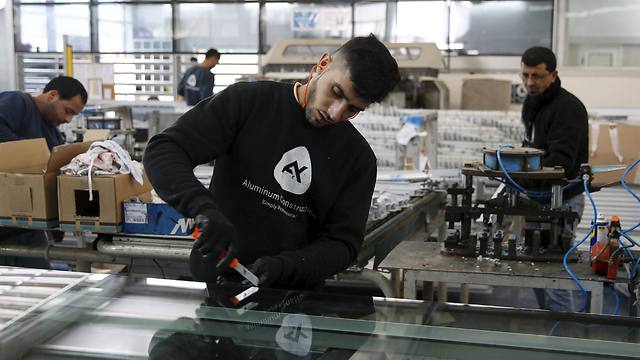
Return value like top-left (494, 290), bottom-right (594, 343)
top-left (335, 34), bottom-right (400, 103)
top-left (521, 46), bottom-right (557, 73)
top-left (43, 76), bottom-right (88, 104)
top-left (205, 48), bottom-right (221, 59)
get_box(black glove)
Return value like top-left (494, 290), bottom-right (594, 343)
top-left (193, 209), bottom-right (237, 269)
top-left (250, 257), bottom-right (284, 287)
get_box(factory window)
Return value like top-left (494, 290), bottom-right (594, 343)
top-left (354, 2), bottom-right (387, 39)
top-left (449, 0), bottom-right (553, 55)
top-left (14, 4), bottom-right (90, 52)
top-left (97, 4), bottom-right (173, 53)
top-left (394, 1), bottom-right (448, 48)
top-left (262, 2), bottom-right (353, 53)
top-left (562, 0), bottom-right (640, 67)
top-left (176, 3), bottom-right (259, 53)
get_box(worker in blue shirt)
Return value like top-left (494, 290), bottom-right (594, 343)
top-left (177, 49), bottom-right (220, 106)
top-left (0, 76), bottom-right (87, 268)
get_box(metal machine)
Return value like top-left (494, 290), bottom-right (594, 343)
top-left (443, 146), bottom-right (580, 262)
top-left (261, 39), bottom-right (449, 109)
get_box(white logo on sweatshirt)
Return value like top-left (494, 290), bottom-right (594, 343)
top-left (186, 74), bottom-right (197, 87)
top-left (274, 146), bottom-right (312, 195)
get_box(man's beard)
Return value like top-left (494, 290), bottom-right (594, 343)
top-left (43, 102), bottom-right (59, 126)
top-left (304, 84), bottom-right (318, 126)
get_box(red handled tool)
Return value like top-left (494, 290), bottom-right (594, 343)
top-left (193, 227), bottom-right (260, 286)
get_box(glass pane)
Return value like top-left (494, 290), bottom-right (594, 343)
top-left (98, 4), bottom-right (172, 53)
top-left (15, 5), bottom-right (90, 52)
top-left (450, 0), bottom-right (553, 55)
top-left (564, 0), bottom-right (640, 66)
top-left (354, 2), bottom-right (387, 39)
top-left (263, 3), bottom-right (352, 52)
top-left (394, 1), bottom-right (448, 48)
top-left (3, 270), bottom-right (640, 359)
top-left (175, 3), bottom-right (258, 53)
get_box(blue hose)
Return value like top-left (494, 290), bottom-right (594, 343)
top-left (620, 159), bottom-right (640, 278)
top-left (620, 159), bottom-right (640, 204)
top-left (561, 179), bottom-right (595, 313)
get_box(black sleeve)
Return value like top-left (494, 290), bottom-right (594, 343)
top-left (541, 98), bottom-right (588, 179)
top-left (0, 94), bottom-right (27, 142)
top-left (274, 147), bottom-right (377, 288)
top-left (143, 83), bottom-right (250, 218)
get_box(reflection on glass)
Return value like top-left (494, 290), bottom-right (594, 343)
top-left (263, 3), bottom-right (352, 52)
top-left (450, 0), bottom-right (552, 55)
top-left (564, 0), bottom-right (640, 66)
top-left (394, 1), bottom-right (448, 47)
top-left (15, 5), bottom-right (90, 52)
top-left (98, 4), bottom-right (172, 53)
top-left (175, 3), bottom-right (258, 53)
top-left (354, 2), bottom-right (386, 39)
top-left (1, 267), bottom-right (640, 359)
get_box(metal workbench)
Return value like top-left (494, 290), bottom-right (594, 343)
top-left (0, 191), bottom-right (446, 285)
top-left (380, 241), bottom-right (616, 314)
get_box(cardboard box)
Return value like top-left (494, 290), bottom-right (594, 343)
top-left (589, 121), bottom-right (640, 185)
top-left (461, 79), bottom-right (512, 111)
top-left (0, 139), bottom-right (91, 228)
top-left (122, 200), bottom-right (194, 236)
top-left (58, 172), bottom-right (152, 232)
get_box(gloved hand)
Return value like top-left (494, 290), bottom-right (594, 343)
top-left (250, 257), bottom-right (284, 287)
top-left (193, 209), bottom-right (237, 269)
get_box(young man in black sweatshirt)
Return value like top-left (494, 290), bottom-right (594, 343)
top-left (144, 35), bottom-right (400, 289)
top-left (520, 47), bottom-right (588, 312)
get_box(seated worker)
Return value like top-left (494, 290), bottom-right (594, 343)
top-left (0, 76), bottom-right (88, 268)
top-left (144, 34), bottom-right (400, 289)
top-left (519, 47), bottom-right (588, 311)
top-left (177, 49), bottom-right (221, 106)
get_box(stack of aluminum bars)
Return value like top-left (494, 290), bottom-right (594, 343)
top-left (436, 110), bottom-right (523, 169)
top-left (351, 104), bottom-right (404, 168)
top-left (0, 267), bottom-right (91, 330)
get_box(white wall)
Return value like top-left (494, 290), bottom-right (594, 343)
top-left (440, 55), bottom-right (640, 111)
top-left (566, 0), bottom-right (640, 41)
top-left (0, 0), bottom-right (16, 91)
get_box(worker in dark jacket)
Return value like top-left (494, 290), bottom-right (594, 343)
top-left (520, 47), bottom-right (588, 312)
top-left (521, 47), bottom-right (589, 200)
top-left (0, 76), bottom-right (87, 268)
top-left (177, 49), bottom-right (220, 106)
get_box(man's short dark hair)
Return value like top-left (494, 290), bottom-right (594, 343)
top-left (43, 76), bottom-right (88, 104)
top-left (335, 34), bottom-right (400, 103)
top-left (521, 47), bottom-right (557, 73)
top-left (205, 48), bottom-right (220, 59)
